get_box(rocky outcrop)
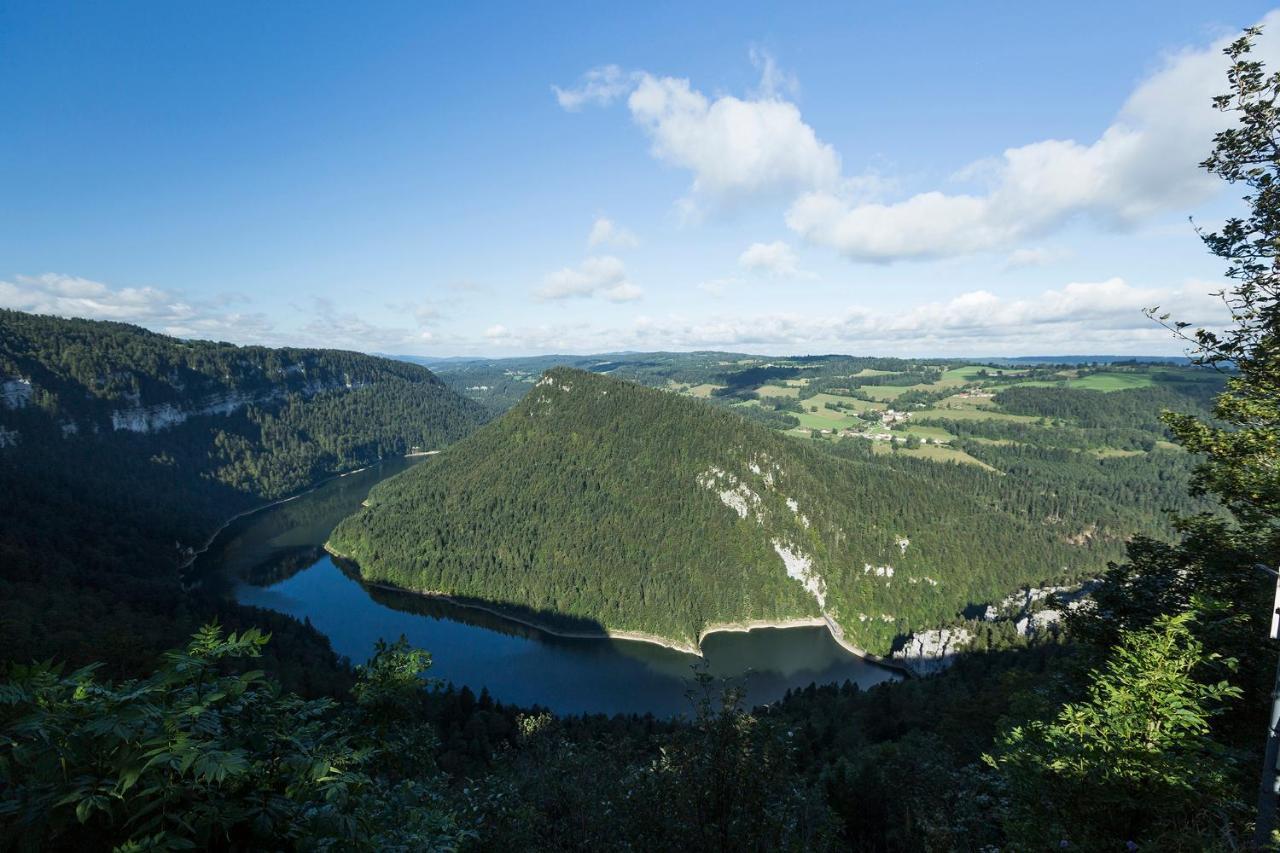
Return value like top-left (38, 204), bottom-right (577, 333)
top-left (892, 579), bottom-right (1100, 677)
top-left (985, 581), bottom-right (1100, 626)
top-left (1, 377), bottom-right (32, 409)
top-left (892, 627), bottom-right (973, 676)
top-left (108, 378), bottom-right (370, 434)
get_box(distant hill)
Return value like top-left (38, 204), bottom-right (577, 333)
top-left (0, 309), bottom-right (487, 673)
top-left (992, 355), bottom-right (1194, 366)
top-left (329, 367), bottom-right (1102, 655)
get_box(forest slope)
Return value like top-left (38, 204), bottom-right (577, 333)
top-left (0, 309), bottom-right (487, 674)
top-left (329, 368), bottom-right (1105, 654)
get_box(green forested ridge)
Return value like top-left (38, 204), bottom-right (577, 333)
top-left (330, 366), bottom-right (1125, 653)
top-left (0, 309), bottom-right (486, 676)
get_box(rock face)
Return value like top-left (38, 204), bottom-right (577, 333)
top-left (2, 369), bottom-right (375, 437)
top-left (892, 627), bottom-right (973, 676)
top-left (991, 582), bottom-right (1099, 618)
top-left (892, 579), bottom-right (1100, 677)
top-left (1, 377), bottom-right (32, 409)
top-left (108, 378), bottom-right (370, 434)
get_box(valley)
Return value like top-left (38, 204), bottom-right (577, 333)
top-left (4, 11), bottom-right (1276, 846)
top-left (193, 459), bottom-right (899, 716)
top-left (329, 361), bottom-right (1216, 660)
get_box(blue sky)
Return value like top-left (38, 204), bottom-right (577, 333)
top-left (1, 1), bottom-right (1276, 356)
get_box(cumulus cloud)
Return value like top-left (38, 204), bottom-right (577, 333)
top-left (555, 54), bottom-right (840, 212)
top-left (553, 65), bottom-right (638, 111)
top-left (628, 74), bottom-right (840, 212)
top-left (587, 216), bottom-right (639, 248)
top-left (0, 272), bottom-right (458, 353)
top-left (535, 255), bottom-right (642, 302)
top-left (472, 278), bottom-right (1228, 355)
top-left (738, 241), bottom-right (804, 277)
top-left (786, 15), bottom-right (1280, 261)
top-left (0, 273), bottom-right (276, 343)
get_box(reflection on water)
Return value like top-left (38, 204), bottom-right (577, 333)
top-left (200, 458), bottom-right (900, 716)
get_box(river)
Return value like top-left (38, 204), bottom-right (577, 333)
top-left (193, 458), bottom-right (900, 716)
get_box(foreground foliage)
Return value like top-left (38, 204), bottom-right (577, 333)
top-left (989, 612), bottom-right (1246, 848)
top-left (0, 626), bottom-right (471, 851)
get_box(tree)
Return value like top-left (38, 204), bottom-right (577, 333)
top-left (987, 612), bottom-right (1246, 849)
top-left (1151, 26), bottom-right (1280, 538)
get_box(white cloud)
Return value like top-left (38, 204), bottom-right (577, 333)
top-left (628, 74), bottom-right (840, 212)
top-left (0, 273), bottom-right (460, 353)
top-left (555, 55), bottom-right (840, 212)
top-left (535, 255), bottom-right (642, 302)
top-left (587, 216), bottom-right (639, 248)
top-left (553, 65), bottom-right (637, 111)
top-left (787, 15), bottom-right (1280, 261)
top-left (471, 277), bottom-right (1228, 355)
top-left (738, 241), bottom-right (804, 277)
top-left (749, 47), bottom-right (799, 99)
top-left (0, 273), bottom-right (276, 343)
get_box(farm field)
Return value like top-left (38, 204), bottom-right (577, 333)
top-left (1065, 373), bottom-right (1156, 391)
top-left (805, 392), bottom-right (882, 412)
top-left (793, 409), bottom-right (862, 431)
top-left (437, 354), bottom-right (1218, 479)
top-left (914, 406), bottom-right (1040, 423)
top-left (868, 440), bottom-right (999, 471)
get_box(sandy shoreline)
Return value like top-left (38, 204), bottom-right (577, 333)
top-left (323, 544), bottom-right (910, 674)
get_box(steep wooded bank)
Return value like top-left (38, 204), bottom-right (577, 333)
top-left (0, 310), bottom-right (487, 676)
top-left (330, 367), bottom-right (1113, 654)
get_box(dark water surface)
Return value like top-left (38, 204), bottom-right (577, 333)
top-left (196, 459), bottom-right (899, 716)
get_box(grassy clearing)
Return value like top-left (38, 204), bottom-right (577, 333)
top-left (869, 441), bottom-right (1000, 471)
top-left (860, 384), bottom-right (924, 401)
top-left (849, 368), bottom-right (899, 377)
top-left (1090, 447), bottom-right (1146, 458)
top-left (794, 409), bottom-right (862, 431)
top-left (805, 392), bottom-right (882, 412)
top-left (939, 365), bottom-right (997, 384)
top-left (893, 424), bottom-right (956, 442)
top-left (933, 393), bottom-right (997, 409)
top-left (916, 404), bottom-right (1040, 424)
top-left (687, 383), bottom-right (723, 398)
top-left (757, 384), bottom-right (800, 398)
top-left (1066, 373), bottom-right (1156, 392)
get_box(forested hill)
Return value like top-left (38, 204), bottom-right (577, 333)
top-left (329, 367), bottom-right (1103, 654)
top-left (0, 309), bottom-right (487, 674)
